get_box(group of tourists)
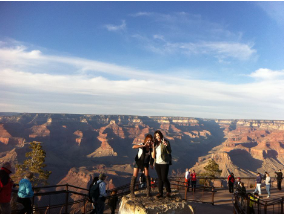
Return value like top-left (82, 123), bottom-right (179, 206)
top-left (130, 130), bottom-right (172, 198)
top-left (88, 130), bottom-right (172, 214)
top-left (184, 168), bottom-right (197, 192)
top-left (228, 169), bottom-right (283, 199)
top-left (0, 162), bottom-right (34, 214)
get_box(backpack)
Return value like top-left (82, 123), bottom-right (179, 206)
top-left (89, 181), bottom-right (101, 202)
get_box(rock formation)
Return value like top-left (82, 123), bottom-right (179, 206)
top-left (119, 190), bottom-right (193, 214)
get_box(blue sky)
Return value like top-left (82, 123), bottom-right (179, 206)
top-left (1, 1), bottom-right (284, 119)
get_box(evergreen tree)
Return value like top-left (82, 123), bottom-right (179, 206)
top-left (13, 141), bottom-right (51, 186)
top-left (203, 159), bottom-right (222, 178)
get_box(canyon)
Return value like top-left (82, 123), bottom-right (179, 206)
top-left (1, 113), bottom-right (284, 190)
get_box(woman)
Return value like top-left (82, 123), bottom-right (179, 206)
top-left (130, 134), bottom-right (154, 197)
top-left (265, 172), bottom-right (271, 198)
top-left (152, 130), bottom-right (172, 198)
top-left (17, 172), bottom-right (34, 214)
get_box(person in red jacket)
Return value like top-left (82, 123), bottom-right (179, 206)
top-left (228, 172), bottom-right (235, 193)
top-left (191, 170), bottom-right (197, 192)
top-left (0, 162), bottom-right (14, 214)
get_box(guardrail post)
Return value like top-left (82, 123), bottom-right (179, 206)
top-left (211, 187), bottom-right (215, 205)
top-left (65, 184), bottom-right (69, 214)
top-left (185, 184), bottom-right (187, 200)
top-left (264, 201), bottom-right (267, 214)
top-left (281, 197), bottom-right (284, 214)
top-left (247, 196), bottom-right (250, 214)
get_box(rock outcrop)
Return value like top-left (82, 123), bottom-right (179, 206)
top-left (119, 190), bottom-right (193, 214)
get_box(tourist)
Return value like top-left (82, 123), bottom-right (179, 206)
top-left (152, 130), bottom-right (172, 198)
top-left (0, 162), bottom-right (14, 214)
top-left (236, 177), bottom-right (241, 192)
top-left (248, 192), bottom-right (259, 214)
top-left (265, 172), bottom-right (271, 198)
top-left (89, 176), bottom-right (99, 214)
top-left (130, 134), bottom-right (154, 197)
top-left (228, 172), bottom-right (235, 193)
top-left (253, 173), bottom-right (262, 195)
top-left (17, 172), bottom-right (34, 214)
top-left (275, 169), bottom-right (283, 191)
top-left (150, 177), bottom-right (156, 190)
top-left (185, 168), bottom-right (189, 191)
top-left (107, 189), bottom-right (118, 214)
top-left (191, 170), bottom-right (197, 192)
top-left (96, 173), bottom-right (107, 214)
top-left (139, 171), bottom-right (146, 188)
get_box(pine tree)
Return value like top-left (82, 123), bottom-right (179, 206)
top-left (13, 141), bottom-right (51, 186)
top-left (203, 159), bottom-right (222, 178)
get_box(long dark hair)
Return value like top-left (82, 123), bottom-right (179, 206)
top-left (154, 130), bottom-right (164, 143)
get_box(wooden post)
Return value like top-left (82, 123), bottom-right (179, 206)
top-left (65, 184), bottom-right (69, 214)
top-left (185, 185), bottom-right (187, 200)
top-left (264, 201), bottom-right (267, 214)
top-left (247, 195), bottom-right (250, 214)
top-left (211, 187), bottom-right (215, 205)
top-left (281, 197), bottom-right (284, 214)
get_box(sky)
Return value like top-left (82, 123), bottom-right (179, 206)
top-left (0, 1), bottom-right (284, 120)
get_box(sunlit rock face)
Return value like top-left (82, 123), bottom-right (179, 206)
top-left (192, 120), bottom-right (284, 177)
top-left (119, 190), bottom-right (194, 214)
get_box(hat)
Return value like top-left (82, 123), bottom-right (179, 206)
top-left (2, 162), bottom-right (12, 172)
top-left (99, 173), bottom-right (106, 180)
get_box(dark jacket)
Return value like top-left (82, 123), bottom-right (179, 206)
top-left (135, 147), bottom-right (154, 170)
top-left (256, 175), bottom-right (262, 184)
top-left (0, 167), bottom-right (13, 203)
top-left (276, 172), bottom-right (283, 181)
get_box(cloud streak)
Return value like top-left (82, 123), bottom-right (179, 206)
top-left (0, 42), bottom-right (283, 119)
top-left (104, 20), bottom-right (126, 31)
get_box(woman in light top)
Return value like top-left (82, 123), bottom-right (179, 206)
top-left (152, 130), bottom-right (172, 198)
top-left (130, 134), bottom-right (154, 197)
top-left (265, 172), bottom-right (271, 198)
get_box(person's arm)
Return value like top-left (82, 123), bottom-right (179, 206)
top-left (163, 139), bottom-right (171, 154)
top-left (151, 143), bottom-right (156, 159)
top-left (132, 144), bottom-right (145, 149)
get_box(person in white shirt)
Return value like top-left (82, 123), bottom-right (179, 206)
top-left (265, 172), bottom-right (271, 198)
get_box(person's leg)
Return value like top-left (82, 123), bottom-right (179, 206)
top-left (192, 181), bottom-right (196, 192)
top-left (130, 167), bottom-right (138, 197)
top-left (144, 167), bottom-right (151, 197)
top-left (257, 184), bottom-right (261, 195)
top-left (155, 163), bottom-right (163, 196)
top-left (96, 198), bottom-right (105, 214)
top-left (160, 164), bottom-right (171, 194)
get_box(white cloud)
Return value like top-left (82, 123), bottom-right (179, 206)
top-left (257, 2), bottom-right (284, 26)
top-left (249, 68), bottom-right (284, 80)
top-left (0, 42), bottom-right (284, 119)
top-left (104, 20), bottom-right (126, 32)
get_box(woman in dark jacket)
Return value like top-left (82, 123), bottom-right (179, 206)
top-left (130, 134), bottom-right (154, 197)
top-left (152, 130), bottom-right (172, 198)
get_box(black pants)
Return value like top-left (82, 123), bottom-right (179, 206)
top-left (229, 182), bottom-right (234, 193)
top-left (155, 163), bottom-right (171, 195)
top-left (17, 197), bottom-right (32, 214)
top-left (191, 181), bottom-right (196, 192)
top-left (277, 180), bottom-right (282, 190)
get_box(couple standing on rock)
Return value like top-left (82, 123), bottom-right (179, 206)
top-left (130, 130), bottom-right (172, 198)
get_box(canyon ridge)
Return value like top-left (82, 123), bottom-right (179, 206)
top-left (1, 113), bottom-right (284, 190)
